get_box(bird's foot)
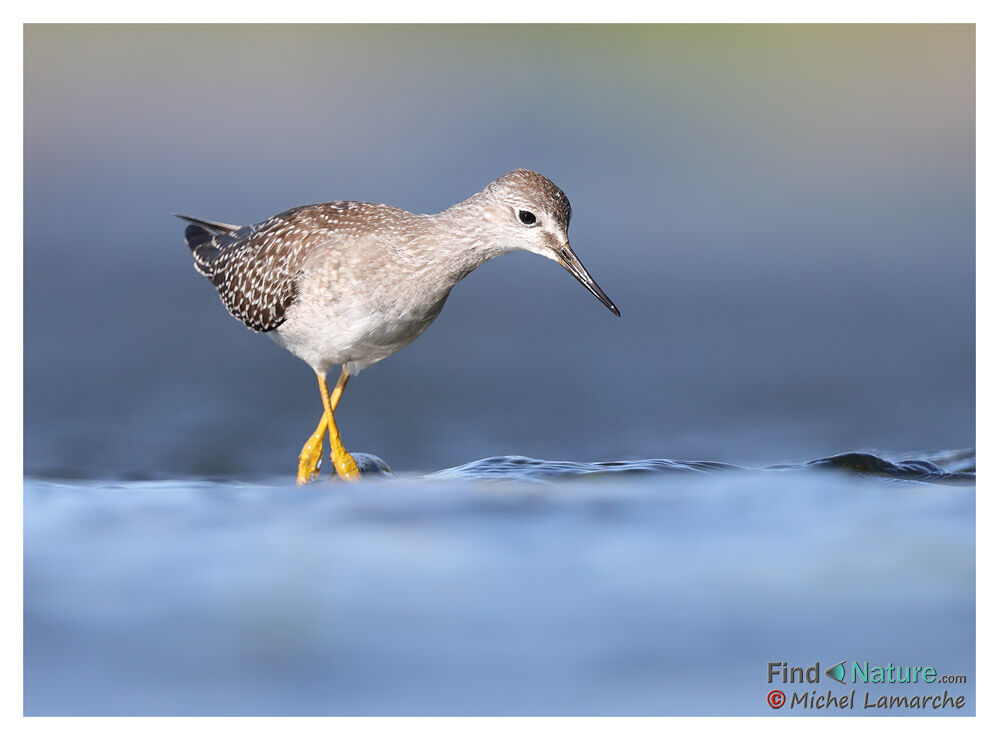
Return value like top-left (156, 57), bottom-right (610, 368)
top-left (332, 447), bottom-right (362, 481)
top-left (297, 426), bottom-right (326, 485)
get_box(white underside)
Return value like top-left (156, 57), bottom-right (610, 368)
top-left (270, 286), bottom-right (449, 377)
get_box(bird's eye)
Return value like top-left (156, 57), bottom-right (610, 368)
top-left (518, 210), bottom-right (537, 225)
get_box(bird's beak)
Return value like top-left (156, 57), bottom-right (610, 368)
top-left (556, 243), bottom-right (621, 317)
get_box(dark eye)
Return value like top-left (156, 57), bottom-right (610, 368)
top-left (518, 210), bottom-right (537, 225)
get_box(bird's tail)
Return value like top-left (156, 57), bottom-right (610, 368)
top-left (175, 213), bottom-right (242, 277)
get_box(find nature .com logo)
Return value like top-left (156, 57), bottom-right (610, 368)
top-left (765, 661), bottom-right (967, 712)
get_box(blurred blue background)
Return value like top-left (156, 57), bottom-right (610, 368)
top-left (23, 24), bottom-right (975, 717)
top-left (24, 24), bottom-right (973, 477)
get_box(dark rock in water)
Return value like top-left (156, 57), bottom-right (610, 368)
top-left (351, 452), bottom-right (393, 477)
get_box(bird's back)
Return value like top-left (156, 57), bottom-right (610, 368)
top-left (180, 202), bottom-right (400, 332)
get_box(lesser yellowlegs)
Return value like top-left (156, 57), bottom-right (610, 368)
top-left (178, 169), bottom-right (619, 482)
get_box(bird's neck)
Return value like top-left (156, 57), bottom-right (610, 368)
top-left (426, 194), bottom-right (513, 284)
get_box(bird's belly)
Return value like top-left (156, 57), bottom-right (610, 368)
top-left (272, 291), bottom-right (449, 375)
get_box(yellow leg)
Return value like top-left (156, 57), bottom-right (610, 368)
top-left (320, 368), bottom-right (360, 481)
top-left (296, 367), bottom-right (360, 483)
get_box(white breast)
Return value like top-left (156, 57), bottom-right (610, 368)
top-left (271, 273), bottom-right (450, 375)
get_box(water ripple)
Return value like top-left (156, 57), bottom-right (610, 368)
top-left (427, 448), bottom-right (975, 485)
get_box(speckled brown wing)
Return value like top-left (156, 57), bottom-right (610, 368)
top-left (179, 204), bottom-right (349, 332)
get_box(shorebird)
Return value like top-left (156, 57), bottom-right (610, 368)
top-left (179, 169), bottom-right (619, 483)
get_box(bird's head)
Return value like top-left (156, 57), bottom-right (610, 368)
top-left (479, 169), bottom-right (620, 317)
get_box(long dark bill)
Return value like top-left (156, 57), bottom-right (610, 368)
top-left (556, 243), bottom-right (621, 317)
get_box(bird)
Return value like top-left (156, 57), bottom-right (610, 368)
top-left (178, 169), bottom-right (619, 483)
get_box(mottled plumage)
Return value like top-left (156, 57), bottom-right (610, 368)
top-left (181, 205), bottom-right (368, 332)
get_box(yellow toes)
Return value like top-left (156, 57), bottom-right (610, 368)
top-left (332, 449), bottom-right (361, 481)
top-left (297, 427), bottom-right (326, 485)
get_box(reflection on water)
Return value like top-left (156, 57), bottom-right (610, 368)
top-left (24, 450), bottom-right (974, 716)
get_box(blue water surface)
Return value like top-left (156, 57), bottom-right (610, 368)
top-left (24, 453), bottom-right (975, 716)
